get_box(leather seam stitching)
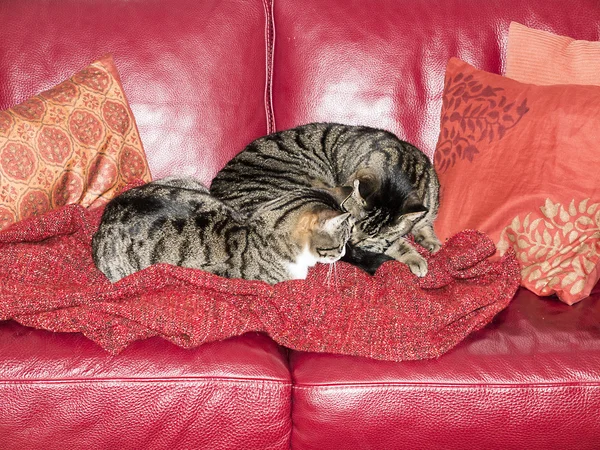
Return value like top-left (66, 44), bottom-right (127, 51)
top-left (263, 0), bottom-right (276, 133)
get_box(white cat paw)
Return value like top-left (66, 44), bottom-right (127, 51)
top-left (399, 253), bottom-right (428, 277)
top-left (419, 237), bottom-right (441, 254)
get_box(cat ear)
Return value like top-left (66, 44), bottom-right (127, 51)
top-left (339, 179), bottom-right (367, 215)
top-left (401, 192), bottom-right (428, 220)
top-left (324, 182), bottom-right (366, 215)
top-left (351, 179), bottom-right (366, 206)
top-left (354, 168), bottom-right (380, 200)
top-left (323, 212), bottom-right (352, 232)
top-left (327, 185), bottom-right (353, 204)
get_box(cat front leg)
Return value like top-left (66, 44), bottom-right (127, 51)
top-left (384, 238), bottom-right (428, 277)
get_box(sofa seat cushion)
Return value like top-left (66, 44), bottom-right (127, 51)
top-left (0, 322), bottom-right (291, 450)
top-left (290, 287), bottom-right (600, 449)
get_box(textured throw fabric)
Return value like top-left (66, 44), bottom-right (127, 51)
top-left (0, 204), bottom-right (520, 361)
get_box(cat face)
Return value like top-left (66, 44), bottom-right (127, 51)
top-left (349, 191), bottom-right (428, 249)
top-left (325, 178), bottom-right (428, 251)
top-left (311, 211), bottom-right (353, 263)
top-left (296, 209), bottom-right (354, 264)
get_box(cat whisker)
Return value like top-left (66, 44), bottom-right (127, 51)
top-left (333, 261), bottom-right (340, 291)
top-left (326, 262), bottom-right (334, 287)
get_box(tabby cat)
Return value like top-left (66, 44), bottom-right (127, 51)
top-left (210, 123), bottom-right (441, 276)
top-left (92, 176), bottom-right (356, 284)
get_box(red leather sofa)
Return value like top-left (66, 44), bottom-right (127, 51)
top-left (1, 1), bottom-right (600, 448)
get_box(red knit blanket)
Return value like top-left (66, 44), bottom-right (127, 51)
top-left (0, 204), bottom-right (520, 361)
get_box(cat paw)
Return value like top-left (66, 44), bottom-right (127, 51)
top-left (418, 236), bottom-right (442, 254)
top-left (413, 228), bottom-right (442, 254)
top-left (399, 253), bottom-right (428, 277)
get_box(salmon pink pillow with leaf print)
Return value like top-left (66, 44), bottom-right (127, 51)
top-left (433, 57), bottom-right (600, 305)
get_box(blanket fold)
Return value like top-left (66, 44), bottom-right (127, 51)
top-left (0, 204), bottom-right (520, 361)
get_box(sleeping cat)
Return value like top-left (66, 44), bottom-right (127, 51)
top-left (92, 176), bottom-right (355, 284)
top-left (210, 123), bottom-right (441, 276)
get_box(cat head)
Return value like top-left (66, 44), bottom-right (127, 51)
top-left (253, 188), bottom-right (355, 264)
top-left (295, 207), bottom-right (354, 264)
top-left (348, 169), bottom-right (428, 246)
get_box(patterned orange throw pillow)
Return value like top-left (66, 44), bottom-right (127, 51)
top-left (0, 54), bottom-right (151, 231)
top-left (433, 58), bottom-right (600, 305)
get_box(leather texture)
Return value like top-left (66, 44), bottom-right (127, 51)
top-left (290, 287), bottom-right (600, 449)
top-left (0, 0), bottom-right (272, 184)
top-left (271, 0), bottom-right (600, 159)
top-left (0, 322), bottom-right (291, 449)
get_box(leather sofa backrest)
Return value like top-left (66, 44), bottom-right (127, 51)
top-left (1, 0), bottom-right (599, 177)
top-left (271, 0), bottom-right (600, 158)
top-left (0, 0), bottom-right (273, 184)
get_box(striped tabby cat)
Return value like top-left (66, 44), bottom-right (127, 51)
top-left (211, 123), bottom-right (441, 276)
top-left (92, 176), bottom-right (355, 284)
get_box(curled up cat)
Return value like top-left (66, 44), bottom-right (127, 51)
top-left (92, 176), bottom-right (357, 284)
top-left (210, 122), bottom-right (442, 277)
